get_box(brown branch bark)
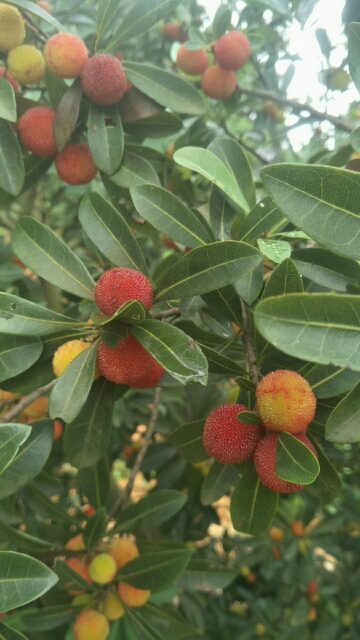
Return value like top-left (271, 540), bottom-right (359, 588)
top-left (0, 380), bottom-right (56, 423)
top-left (152, 307), bottom-right (180, 319)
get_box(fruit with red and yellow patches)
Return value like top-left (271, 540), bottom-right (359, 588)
top-left (0, 3), bottom-right (25, 51)
top-left (37, 0), bottom-right (52, 13)
top-left (131, 358), bottom-right (165, 389)
top-left (255, 370), bottom-right (316, 432)
top-left (254, 432), bottom-right (317, 493)
top-left (202, 403), bottom-right (264, 465)
top-left (44, 33), bottom-right (88, 78)
top-left (55, 143), bottom-right (97, 185)
top-left (65, 533), bottom-right (86, 551)
top-left (7, 45), bottom-right (46, 84)
top-left (52, 339), bottom-right (95, 377)
top-left (0, 67), bottom-right (19, 92)
top-left (65, 557), bottom-right (92, 593)
top-left (290, 520), bottom-right (305, 537)
top-left (108, 537), bottom-right (139, 569)
top-left (81, 54), bottom-right (127, 105)
top-left (117, 582), bottom-right (150, 607)
top-left (102, 591), bottom-right (125, 620)
top-left (73, 609), bottom-right (109, 640)
top-left (161, 22), bottom-right (187, 42)
top-left (96, 335), bottom-right (153, 386)
top-left (214, 30), bottom-right (251, 71)
top-left (268, 526), bottom-right (284, 542)
top-left (94, 268), bottom-right (153, 316)
top-left (18, 106), bottom-right (57, 157)
top-left (201, 65), bottom-right (237, 100)
top-left (53, 419), bottom-right (63, 440)
top-left (88, 553), bottom-right (117, 585)
top-left (176, 44), bottom-right (208, 76)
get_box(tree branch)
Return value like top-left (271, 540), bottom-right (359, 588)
top-left (152, 307), bottom-right (180, 319)
top-left (0, 380), bottom-right (56, 423)
top-left (240, 300), bottom-right (259, 385)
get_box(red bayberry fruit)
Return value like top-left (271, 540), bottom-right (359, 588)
top-left (161, 23), bottom-right (187, 42)
top-left (94, 268), bottom-right (153, 316)
top-left (202, 403), bottom-right (264, 465)
top-left (96, 335), bottom-right (153, 386)
top-left (214, 30), bottom-right (251, 71)
top-left (176, 44), bottom-right (208, 75)
top-left (254, 432), bottom-right (318, 493)
top-left (81, 54), bottom-right (127, 105)
top-left (0, 67), bottom-right (19, 92)
top-left (201, 64), bottom-right (237, 100)
top-left (55, 143), bottom-right (97, 185)
top-left (44, 33), bottom-right (88, 78)
top-left (307, 579), bottom-right (318, 594)
top-left (131, 358), bottom-right (165, 388)
top-left (18, 106), bottom-right (57, 157)
top-left (255, 370), bottom-right (316, 433)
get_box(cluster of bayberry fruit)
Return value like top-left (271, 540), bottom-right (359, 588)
top-left (52, 268), bottom-right (165, 389)
top-left (0, 2), bottom-right (130, 185)
top-left (64, 534), bottom-right (149, 640)
top-left (175, 29), bottom-right (251, 100)
top-left (203, 369), bottom-right (317, 493)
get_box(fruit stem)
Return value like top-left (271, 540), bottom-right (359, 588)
top-left (0, 380), bottom-right (56, 424)
top-left (240, 299), bottom-right (259, 385)
top-left (152, 307), bottom-right (180, 319)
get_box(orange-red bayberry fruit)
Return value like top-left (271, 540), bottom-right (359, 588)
top-left (65, 557), bottom-right (92, 594)
top-left (254, 431), bottom-right (317, 493)
top-left (117, 582), bottom-right (150, 607)
top-left (201, 64), bottom-right (237, 100)
top-left (73, 609), bottom-right (109, 640)
top-left (290, 520), bottom-right (305, 536)
top-left (214, 30), bottom-right (251, 71)
top-left (0, 67), bottom-right (19, 92)
top-left (53, 419), bottom-right (63, 440)
top-left (131, 358), bottom-right (165, 389)
top-left (44, 32), bottom-right (88, 78)
top-left (18, 106), bottom-right (57, 157)
top-left (96, 335), bottom-right (153, 386)
top-left (81, 54), bottom-right (127, 105)
top-left (94, 267), bottom-right (153, 316)
top-left (55, 143), bottom-right (97, 185)
top-left (202, 403), bottom-right (264, 465)
top-left (176, 44), bottom-right (208, 76)
top-left (255, 370), bottom-right (316, 433)
top-left (307, 579), bottom-right (318, 594)
top-left (161, 23), bottom-right (187, 42)
top-left (268, 526), bottom-right (284, 542)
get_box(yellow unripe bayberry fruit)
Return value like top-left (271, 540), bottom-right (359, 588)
top-left (7, 45), bottom-right (45, 84)
top-left (0, 3), bottom-right (25, 51)
top-left (88, 553), bottom-right (117, 585)
top-left (103, 591), bottom-right (125, 620)
top-left (52, 340), bottom-right (98, 378)
top-left (268, 526), bottom-right (284, 542)
top-left (108, 537), bottom-right (139, 569)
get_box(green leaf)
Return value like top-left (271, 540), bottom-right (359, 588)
top-left (0, 77), bottom-right (16, 122)
top-left (131, 184), bottom-right (213, 248)
top-left (0, 551), bottom-right (58, 613)
top-left (208, 137), bottom-right (256, 210)
top-left (235, 376), bottom-right (256, 393)
top-left (25, 482), bottom-right (81, 529)
top-left (235, 262), bottom-right (264, 306)
top-left (54, 559), bottom-right (92, 593)
top-left (262, 258), bottom-right (303, 299)
top-left (201, 285), bottom-right (243, 327)
top-left (258, 238), bottom-right (291, 263)
top-left (12, 218), bottom-right (95, 300)
top-left (0, 424), bottom-right (31, 475)
top-left (122, 62), bottom-right (206, 115)
top-left (0, 293), bottom-right (83, 336)
top-left (349, 22), bottom-right (360, 93)
top-left (200, 462), bottom-right (238, 505)
top-left (0, 334), bottom-right (43, 383)
top-left (212, 4), bottom-right (232, 38)
top-left (275, 432), bottom-right (320, 484)
top-left (78, 457), bottom-right (110, 509)
top-left (113, 490), bottom-right (187, 533)
top-left (107, 0), bottom-right (182, 48)
top-left (325, 380), bottom-right (360, 442)
top-left (230, 462), bottom-right (278, 536)
top-left (237, 196), bottom-right (285, 244)
top-left (0, 518), bottom-right (56, 552)
top-left (261, 164), bottom-right (360, 261)
top-left (175, 559), bottom-right (237, 591)
top-left (305, 433), bottom-right (342, 501)
top-left (95, 299), bottom-right (149, 326)
top-left (167, 420), bottom-right (208, 462)
top-left (117, 549), bottom-right (192, 590)
top-left (64, 378), bottom-right (117, 469)
top-left (123, 111), bottom-right (182, 139)
top-left (100, 321), bottom-right (129, 346)
top-left (130, 320), bottom-right (208, 386)
top-left (79, 192), bottom-right (149, 274)
top-left (0, 120), bottom-right (24, 195)
top-left (45, 68), bottom-right (67, 108)
top-left (174, 147), bottom-right (250, 214)
top-left (238, 411), bottom-right (262, 425)
top-left (83, 507), bottom-right (107, 549)
top-left (304, 363), bottom-right (360, 399)
top-left (49, 339), bottom-right (99, 423)
top-left (88, 103), bottom-right (124, 175)
top-left (255, 293), bottom-right (360, 371)
top-left (127, 604), bottom-right (200, 640)
top-left (199, 344), bottom-right (245, 375)
top-left (110, 151), bottom-right (160, 189)
top-left (53, 78), bottom-right (83, 153)
top-left (0, 620), bottom-right (28, 639)
top-left (155, 241), bottom-right (262, 301)
top-left (292, 248), bottom-right (360, 291)
top-left (9, 0), bottom-right (66, 31)
top-left (97, 0), bottom-right (124, 44)
top-left (22, 604), bottom-right (78, 632)
top-left (209, 187), bottom-right (236, 241)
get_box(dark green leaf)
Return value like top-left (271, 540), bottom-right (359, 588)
top-left (113, 490), bottom-right (187, 533)
top-left (117, 549), bottom-right (192, 590)
top-left (235, 262), bottom-right (264, 305)
top-left (123, 111), bottom-right (182, 139)
top-left (22, 604), bottom-right (77, 632)
top-left (200, 462), bottom-right (238, 505)
top-left (175, 559), bottom-right (237, 591)
top-left (78, 457), bottom-right (110, 509)
top-left (238, 411), bottom-right (262, 425)
top-left (237, 196), bottom-right (285, 244)
top-left (88, 103), bottom-right (123, 175)
top-left (304, 362), bottom-right (360, 399)
top-left (25, 482), bottom-right (81, 530)
top-left (0, 620), bottom-right (28, 639)
top-left (12, 218), bottom-right (95, 300)
top-left (349, 22), bottom-right (360, 92)
top-left (0, 120), bottom-right (24, 195)
top-left (54, 78), bottom-right (83, 153)
top-left (230, 462), bottom-right (278, 536)
top-left (128, 603), bottom-right (200, 640)
top-left (0, 552), bottom-right (57, 613)
top-left (209, 187), bottom-right (236, 241)
top-left (325, 380), bottom-right (360, 442)
top-left (109, 151), bottom-right (160, 189)
top-left (83, 507), bottom-right (107, 549)
top-left (0, 518), bottom-right (56, 552)
top-left (0, 334), bottom-right (42, 383)
top-left (262, 258), bottom-right (303, 298)
top-left (275, 432), bottom-right (320, 484)
top-left (167, 420), bottom-right (208, 462)
top-left (0, 77), bottom-right (16, 122)
top-left (208, 137), bottom-right (256, 210)
top-left (305, 433), bottom-right (342, 501)
top-left (212, 4), bottom-right (232, 38)
top-left (54, 559), bottom-right (92, 593)
top-left (292, 248), bottom-right (360, 291)
top-left (199, 344), bottom-right (245, 375)
top-left (9, 0), bottom-right (66, 30)
top-left (100, 321), bottom-right (129, 346)
top-left (97, 0), bottom-right (124, 43)
top-left (108, 0), bottom-right (182, 48)
top-left (45, 68), bottom-right (67, 109)
top-left (0, 423), bottom-right (31, 475)
top-left (235, 376), bottom-right (256, 393)
top-left (201, 285), bottom-right (243, 327)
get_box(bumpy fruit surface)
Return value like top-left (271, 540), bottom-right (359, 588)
top-left (18, 106), bottom-right (57, 157)
top-left (0, 3), bottom-right (25, 51)
top-left (7, 45), bottom-right (45, 84)
top-left (117, 582), bottom-right (150, 607)
top-left (94, 267), bottom-right (153, 316)
top-left (255, 370), bottom-right (316, 432)
top-left (214, 30), bottom-right (251, 71)
top-left (254, 432), bottom-right (317, 493)
top-left (73, 610), bottom-right (109, 640)
top-left (202, 403), bottom-right (264, 465)
top-left (201, 65), bottom-right (236, 99)
top-left (96, 335), bottom-right (153, 386)
top-left (65, 533), bottom-right (85, 551)
top-left (103, 591), bottom-right (125, 620)
top-left (88, 553), bottom-right (117, 585)
top-left (44, 33), bottom-right (88, 78)
top-left (55, 143), bottom-right (97, 185)
top-left (131, 358), bottom-right (165, 389)
top-left (108, 537), bottom-right (139, 569)
top-left (0, 67), bottom-right (19, 92)
top-left (81, 54), bottom-right (127, 105)
top-left (161, 23), bottom-right (187, 42)
top-left (176, 44), bottom-right (208, 75)
top-left (268, 526), bottom-right (284, 542)
top-left (52, 339), bottom-right (91, 377)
